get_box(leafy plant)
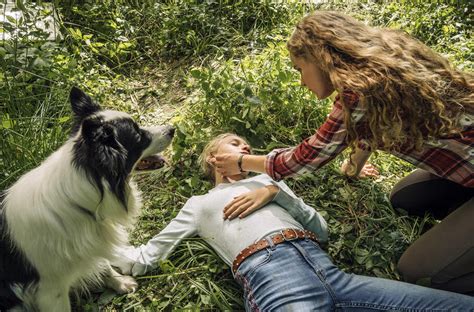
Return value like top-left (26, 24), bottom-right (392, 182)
top-left (1, 1), bottom-right (470, 310)
top-left (134, 1), bottom-right (309, 60)
top-left (60, 1), bottom-right (140, 71)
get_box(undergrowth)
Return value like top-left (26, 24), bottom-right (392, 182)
top-left (1, 0), bottom-right (471, 310)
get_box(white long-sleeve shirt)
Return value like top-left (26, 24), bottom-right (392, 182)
top-left (115, 174), bottom-right (328, 276)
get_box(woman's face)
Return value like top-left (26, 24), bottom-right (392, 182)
top-left (215, 135), bottom-right (251, 156)
top-left (290, 54), bottom-right (334, 99)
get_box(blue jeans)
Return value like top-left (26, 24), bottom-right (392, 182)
top-left (235, 238), bottom-right (474, 311)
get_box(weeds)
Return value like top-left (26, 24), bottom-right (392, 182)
top-left (1, 0), bottom-right (470, 310)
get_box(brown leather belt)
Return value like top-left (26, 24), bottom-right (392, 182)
top-left (232, 228), bottom-right (318, 274)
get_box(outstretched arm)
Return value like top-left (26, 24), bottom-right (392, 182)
top-left (212, 92), bottom-right (365, 180)
top-left (211, 154), bottom-right (267, 177)
top-left (266, 91), bottom-right (367, 181)
top-left (113, 200), bottom-right (198, 276)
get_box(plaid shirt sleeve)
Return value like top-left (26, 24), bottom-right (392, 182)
top-left (391, 127), bottom-right (474, 188)
top-left (265, 91), bottom-right (364, 181)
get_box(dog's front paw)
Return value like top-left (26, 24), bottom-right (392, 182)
top-left (108, 275), bottom-right (138, 294)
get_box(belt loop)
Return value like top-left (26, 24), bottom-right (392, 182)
top-left (265, 236), bottom-right (275, 250)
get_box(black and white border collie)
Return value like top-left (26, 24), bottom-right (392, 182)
top-left (0, 87), bottom-right (174, 311)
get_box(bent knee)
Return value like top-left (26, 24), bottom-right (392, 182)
top-left (397, 253), bottom-right (426, 283)
top-left (389, 189), bottom-right (425, 217)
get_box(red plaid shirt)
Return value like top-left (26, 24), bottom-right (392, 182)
top-left (265, 91), bottom-right (474, 187)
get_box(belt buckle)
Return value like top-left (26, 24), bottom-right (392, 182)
top-left (280, 229), bottom-right (299, 241)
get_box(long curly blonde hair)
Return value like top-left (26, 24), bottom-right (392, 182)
top-left (287, 11), bottom-right (473, 152)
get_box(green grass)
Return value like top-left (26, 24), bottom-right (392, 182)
top-left (1, 0), bottom-right (471, 311)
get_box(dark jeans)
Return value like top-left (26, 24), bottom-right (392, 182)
top-left (390, 169), bottom-right (474, 295)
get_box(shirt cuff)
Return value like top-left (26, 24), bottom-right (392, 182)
top-left (112, 245), bottom-right (155, 276)
top-left (112, 245), bottom-right (141, 275)
top-left (265, 150), bottom-right (283, 181)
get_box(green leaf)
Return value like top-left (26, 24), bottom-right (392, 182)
top-left (58, 116), bottom-right (70, 123)
top-left (15, 0), bottom-right (27, 12)
top-left (201, 294), bottom-right (211, 305)
top-left (6, 15), bottom-right (17, 24)
top-left (118, 42), bottom-right (133, 50)
top-left (242, 107), bottom-right (249, 119)
top-left (230, 116), bottom-right (244, 123)
top-left (340, 224), bottom-right (353, 234)
top-left (190, 69), bottom-right (203, 79)
top-left (159, 259), bottom-right (175, 273)
top-left (157, 300), bottom-right (170, 309)
top-left (1, 115), bottom-right (13, 129)
top-left (243, 86), bottom-right (253, 97)
top-left (32, 57), bottom-right (48, 68)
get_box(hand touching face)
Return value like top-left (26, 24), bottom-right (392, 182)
top-left (208, 135), bottom-right (251, 177)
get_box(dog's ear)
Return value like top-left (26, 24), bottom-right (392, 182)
top-left (81, 117), bottom-right (117, 146)
top-left (80, 116), bottom-right (128, 205)
top-left (70, 87), bottom-right (101, 120)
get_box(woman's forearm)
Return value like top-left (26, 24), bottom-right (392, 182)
top-left (241, 154), bottom-right (267, 174)
top-left (344, 148), bottom-right (372, 176)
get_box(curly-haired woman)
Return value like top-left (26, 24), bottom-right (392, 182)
top-left (210, 11), bottom-right (474, 294)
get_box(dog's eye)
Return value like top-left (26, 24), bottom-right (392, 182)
top-left (139, 129), bottom-right (152, 145)
top-left (133, 125), bottom-right (147, 139)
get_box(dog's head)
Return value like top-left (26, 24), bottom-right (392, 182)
top-left (69, 87), bottom-right (174, 207)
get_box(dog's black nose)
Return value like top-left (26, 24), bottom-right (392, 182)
top-left (168, 127), bottom-right (175, 137)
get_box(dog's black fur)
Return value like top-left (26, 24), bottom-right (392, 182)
top-left (70, 88), bottom-right (155, 209)
top-left (0, 197), bottom-right (40, 310)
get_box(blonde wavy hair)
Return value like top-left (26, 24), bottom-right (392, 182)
top-left (199, 133), bottom-right (251, 181)
top-left (287, 11), bottom-right (473, 152)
